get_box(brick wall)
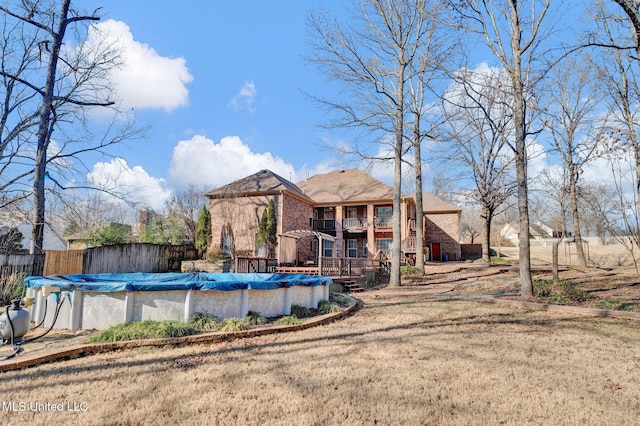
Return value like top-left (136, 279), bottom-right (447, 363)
top-left (209, 194), bottom-right (272, 255)
top-left (425, 212), bottom-right (461, 261)
top-left (209, 192), bottom-right (313, 260)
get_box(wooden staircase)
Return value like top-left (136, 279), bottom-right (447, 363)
top-left (339, 279), bottom-right (365, 293)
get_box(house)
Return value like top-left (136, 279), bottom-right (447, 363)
top-left (499, 221), bottom-right (558, 246)
top-left (205, 169), bottom-right (316, 263)
top-left (206, 168), bottom-right (461, 264)
top-left (0, 222), bottom-right (66, 252)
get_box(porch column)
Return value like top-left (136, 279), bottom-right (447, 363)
top-left (367, 205), bottom-right (375, 256)
top-left (335, 206), bottom-right (344, 257)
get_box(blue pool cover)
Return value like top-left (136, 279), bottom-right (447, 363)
top-left (25, 273), bottom-right (333, 292)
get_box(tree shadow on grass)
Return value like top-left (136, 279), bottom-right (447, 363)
top-left (4, 298), bottom-right (639, 391)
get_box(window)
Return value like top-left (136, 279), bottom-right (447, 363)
top-left (322, 240), bottom-right (333, 257)
top-left (324, 207), bottom-right (335, 219)
top-left (347, 239), bottom-right (358, 258)
top-left (376, 238), bottom-right (392, 253)
top-left (376, 206), bottom-right (392, 218)
top-left (347, 207), bottom-right (358, 219)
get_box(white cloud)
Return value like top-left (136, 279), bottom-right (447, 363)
top-left (230, 81), bottom-right (257, 112)
top-left (87, 20), bottom-right (193, 111)
top-left (168, 135), bottom-right (296, 188)
top-left (87, 158), bottom-right (171, 210)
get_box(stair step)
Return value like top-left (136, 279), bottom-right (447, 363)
top-left (341, 280), bottom-right (365, 292)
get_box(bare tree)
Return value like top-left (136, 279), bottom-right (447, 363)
top-left (0, 0), bottom-right (144, 254)
top-left (308, 0), bottom-right (440, 286)
top-left (441, 64), bottom-right (516, 263)
top-left (593, 0), bottom-right (640, 232)
top-left (448, 0), bottom-right (559, 298)
top-left (165, 184), bottom-right (209, 244)
top-left (428, 169), bottom-right (458, 203)
top-left (601, 136), bottom-right (640, 273)
top-left (403, 2), bottom-right (452, 273)
top-left (544, 56), bottom-right (602, 267)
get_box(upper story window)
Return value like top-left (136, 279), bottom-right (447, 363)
top-left (324, 207), bottom-right (335, 219)
top-left (376, 206), bottom-right (392, 218)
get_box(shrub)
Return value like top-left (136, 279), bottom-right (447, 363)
top-left (219, 318), bottom-right (249, 332)
top-left (329, 292), bottom-right (351, 307)
top-left (188, 312), bottom-right (221, 331)
top-left (275, 315), bottom-right (302, 326)
top-left (400, 266), bottom-right (423, 276)
top-left (87, 320), bottom-right (200, 343)
top-left (206, 248), bottom-right (231, 262)
top-left (533, 279), bottom-right (592, 304)
top-left (1, 272), bottom-right (24, 306)
top-left (318, 300), bottom-right (342, 314)
top-left (245, 310), bottom-right (267, 325)
top-left (290, 304), bottom-right (312, 318)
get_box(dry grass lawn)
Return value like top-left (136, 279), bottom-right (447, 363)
top-left (2, 289), bottom-right (640, 425)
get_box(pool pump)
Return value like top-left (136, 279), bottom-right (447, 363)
top-left (1, 298), bottom-right (31, 344)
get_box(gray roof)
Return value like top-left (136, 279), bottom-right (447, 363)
top-left (206, 169), bottom-right (312, 201)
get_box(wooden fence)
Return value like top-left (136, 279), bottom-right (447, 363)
top-left (0, 254), bottom-right (45, 278)
top-left (42, 243), bottom-right (199, 276)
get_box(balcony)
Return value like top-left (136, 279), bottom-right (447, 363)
top-left (343, 217), bottom-right (367, 232)
top-left (374, 217), bottom-right (392, 229)
top-left (312, 219), bottom-right (336, 231)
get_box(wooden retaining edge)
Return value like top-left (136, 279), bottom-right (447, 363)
top-left (0, 299), bottom-right (359, 373)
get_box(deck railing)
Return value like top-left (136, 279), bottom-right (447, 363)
top-left (236, 257), bottom-right (278, 273)
top-left (342, 217), bottom-right (368, 231)
top-left (374, 217), bottom-right (392, 229)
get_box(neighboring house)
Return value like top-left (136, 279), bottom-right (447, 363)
top-left (499, 221), bottom-right (559, 246)
top-left (64, 223), bottom-right (132, 250)
top-left (6, 222), bottom-right (67, 252)
top-left (206, 168), bottom-right (461, 263)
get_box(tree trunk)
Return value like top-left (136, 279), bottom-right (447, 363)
top-left (30, 0), bottom-right (71, 254)
top-left (569, 165), bottom-right (587, 267)
top-left (482, 206), bottom-right (491, 264)
top-left (552, 240), bottom-right (560, 284)
top-left (389, 61), bottom-right (405, 287)
top-left (509, 1), bottom-right (533, 300)
top-left (414, 127), bottom-right (425, 273)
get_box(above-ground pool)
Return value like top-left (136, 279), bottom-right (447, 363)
top-left (24, 273), bottom-right (332, 331)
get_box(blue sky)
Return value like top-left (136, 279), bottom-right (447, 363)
top-left (74, 0), bottom-right (343, 209)
top-left (61, 0), bottom-right (629, 217)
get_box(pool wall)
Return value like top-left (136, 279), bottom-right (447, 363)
top-left (25, 273), bottom-right (332, 331)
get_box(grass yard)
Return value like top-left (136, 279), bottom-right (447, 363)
top-left (2, 288), bottom-right (639, 425)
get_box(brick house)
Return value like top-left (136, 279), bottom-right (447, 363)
top-left (205, 169), bottom-right (315, 261)
top-left (205, 168), bottom-right (461, 263)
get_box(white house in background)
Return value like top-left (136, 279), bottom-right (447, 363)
top-left (3, 223), bottom-right (67, 252)
top-left (499, 221), bottom-right (554, 246)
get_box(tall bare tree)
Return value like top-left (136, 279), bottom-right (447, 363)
top-left (594, 0), bottom-right (640, 231)
top-left (308, 0), bottom-right (440, 286)
top-left (442, 64), bottom-right (516, 264)
top-left (0, 0), bottom-right (143, 254)
top-left (448, 0), bottom-right (558, 298)
top-left (544, 56), bottom-right (602, 267)
top-left (403, 2), bottom-right (452, 272)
